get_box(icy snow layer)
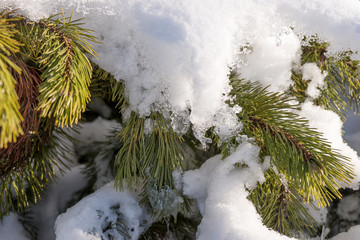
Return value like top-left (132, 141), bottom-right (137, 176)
top-left (0, 213), bottom-right (29, 240)
top-left (183, 142), bottom-right (294, 240)
top-left (2, 0), bottom-right (360, 144)
top-left (55, 182), bottom-right (150, 240)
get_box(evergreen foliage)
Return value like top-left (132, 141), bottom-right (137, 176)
top-left (1, 9), bottom-right (360, 240)
top-left (0, 9), bottom-right (98, 217)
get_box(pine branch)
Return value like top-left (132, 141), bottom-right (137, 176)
top-left (0, 11), bottom-right (23, 148)
top-left (289, 36), bottom-right (360, 120)
top-left (0, 56), bottom-right (41, 177)
top-left (114, 111), bottom-right (183, 191)
top-left (0, 125), bottom-right (70, 216)
top-left (249, 169), bottom-right (317, 237)
top-left (16, 11), bottom-right (99, 127)
top-left (230, 78), bottom-right (354, 208)
top-left (225, 77), bottom-right (354, 236)
top-left (113, 110), bottom-right (192, 218)
top-left (89, 64), bottom-right (128, 114)
top-left (139, 214), bottom-right (198, 240)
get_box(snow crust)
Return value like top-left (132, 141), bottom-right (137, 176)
top-left (183, 143), bottom-right (294, 240)
top-left (55, 182), bottom-right (150, 240)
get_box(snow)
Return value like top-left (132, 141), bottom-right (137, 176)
top-left (297, 102), bottom-right (360, 189)
top-left (70, 116), bottom-right (120, 146)
top-left (331, 225), bottom-right (360, 240)
top-left (1, 0), bottom-right (359, 145)
top-left (301, 63), bottom-right (327, 98)
top-left (0, 213), bottom-right (29, 240)
top-left (30, 165), bottom-right (88, 240)
top-left (336, 194), bottom-right (360, 221)
top-left (237, 28), bottom-right (301, 93)
top-left (54, 182), bottom-right (150, 240)
top-left (183, 142), bottom-right (294, 240)
top-left (29, 116), bottom-right (121, 240)
top-left (1, 0), bottom-right (360, 239)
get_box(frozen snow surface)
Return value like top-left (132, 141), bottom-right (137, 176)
top-left (2, 0), bottom-right (360, 144)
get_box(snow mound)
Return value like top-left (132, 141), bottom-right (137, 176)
top-left (55, 182), bottom-right (150, 240)
top-left (183, 142), bottom-right (294, 240)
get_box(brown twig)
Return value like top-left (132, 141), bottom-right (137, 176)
top-left (0, 56), bottom-right (42, 177)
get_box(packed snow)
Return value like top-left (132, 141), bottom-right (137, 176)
top-left (1, 0), bottom-right (360, 239)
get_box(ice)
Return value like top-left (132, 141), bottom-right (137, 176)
top-left (0, 213), bottom-right (29, 240)
top-left (55, 182), bottom-right (150, 240)
top-left (183, 142), bottom-right (294, 240)
top-left (145, 182), bottom-right (184, 218)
